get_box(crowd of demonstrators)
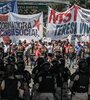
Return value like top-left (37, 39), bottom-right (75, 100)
top-left (0, 39), bottom-right (90, 100)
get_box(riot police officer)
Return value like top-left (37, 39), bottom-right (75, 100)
top-left (0, 62), bottom-right (22, 100)
top-left (55, 58), bottom-right (71, 100)
top-left (32, 57), bottom-right (45, 81)
top-left (15, 60), bottom-right (31, 100)
top-left (33, 62), bottom-right (56, 100)
top-left (69, 59), bottom-right (89, 100)
top-left (31, 57), bottom-right (45, 100)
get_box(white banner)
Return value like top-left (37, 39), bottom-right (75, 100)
top-left (0, 12), bottom-right (43, 43)
top-left (47, 5), bottom-right (90, 40)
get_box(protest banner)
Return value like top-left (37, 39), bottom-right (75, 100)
top-left (0, 12), bottom-right (43, 43)
top-left (47, 5), bottom-right (90, 40)
top-left (0, 13), bottom-right (11, 44)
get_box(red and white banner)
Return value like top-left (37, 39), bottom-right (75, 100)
top-left (47, 5), bottom-right (90, 40)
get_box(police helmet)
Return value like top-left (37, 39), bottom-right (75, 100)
top-left (36, 57), bottom-right (44, 66)
top-left (41, 62), bottom-right (51, 71)
top-left (78, 59), bottom-right (88, 72)
top-left (51, 59), bottom-right (59, 73)
top-left (6, 63), bottom-right (16, 73)
top-left (59, 58), bottom-right (65, 67)
top-left (17, 60), bottom-right (25, 71)
top-left (23, 70), bottom-right (31, 83)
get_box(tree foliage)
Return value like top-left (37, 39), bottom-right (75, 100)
top-left (70, 0), bottom-right (90, 9)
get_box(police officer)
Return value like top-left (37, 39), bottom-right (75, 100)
top-left (15, 60), bottom-right (31, 100)
top-left (34, 62), bottom-right (56, 100)
top-left (55, 58), bottom-right (71, 100)
top-left (69, 59), bottom-right (89, 100)
top-left (50, 59), bottom-right (61, 100)
top-left (32, 57), bottom-right (45, 83)
top-left (23, 70), bottom-right (31, 100)
top-left (31, 57), bottom-right (45, 100)
top-left (0, 62), bottom-right (22, 100)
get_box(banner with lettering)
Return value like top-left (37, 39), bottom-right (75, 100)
top-left (0, 0), bottom-right (18, 14)
top-left (47, 5), bottom-right (90, 40)
top-left (77, 5), bottom-right (90, 35)
top-left (0, 12), bottom-right (43, 43)
top-left (0, 13), bottom-right (11, 44)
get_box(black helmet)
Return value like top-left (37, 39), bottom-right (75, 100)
top-left (23, 70), bottom-right (31, 83)
top-left (6, 63), bottom-right (15, 73)
top-left (17, 60), bottom-right (25, 71)
top-left (36, 57), bottom-right (44, 66)
top-left (51, 59), bottom-right (59, 73)
top-left (59, 58), bottom-right (65, 67)
top-left (78, 59), bottom-right (88, 72)
top-left (41, 62), bottom-right (51, 71)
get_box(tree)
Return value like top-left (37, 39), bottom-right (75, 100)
top-left (70, 0), bottom-right (90, 9)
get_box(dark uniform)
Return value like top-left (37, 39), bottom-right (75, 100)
top-left (31, 57), bottom-right (45, 100)
top-left (1, 78), bottom-right (19, 100)
top-left (15, 61), bottom-right (31, 100)
top-left (55, 58), bottom-right (71, 100)
top-left (1, 63), bottom-right (20, 100)
top-left (69, 59), bottom-right (89, 100)
top-left (34, 62), bottom-right (55, 100)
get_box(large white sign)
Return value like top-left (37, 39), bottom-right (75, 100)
top-left (0, 12), bottom-right (43, 43)
top-left (47, 5), bottom-right (90, 40)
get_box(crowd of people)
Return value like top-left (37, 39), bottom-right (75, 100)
top-left (0, 39), bottom-right (90, 100)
